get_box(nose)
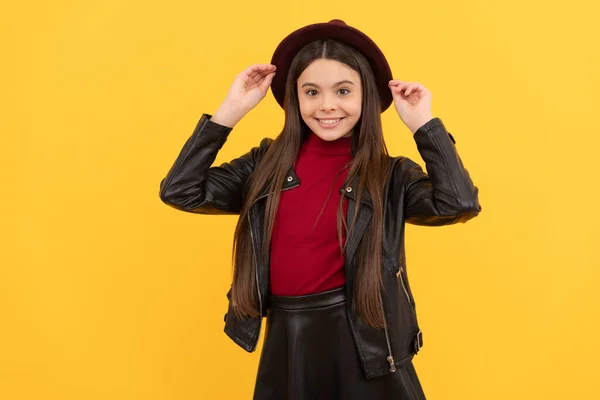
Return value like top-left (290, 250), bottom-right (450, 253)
top-left (319, 95), bottom-right (337, 112)
top-left (320, 103), bottom-right (337, 112)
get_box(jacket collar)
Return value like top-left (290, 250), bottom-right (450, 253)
top-left (339, 175), bottom-right (372, 207)
top-left (256, 167), bottom-right (373, 208)
top-left (285, 167), bottom-right (373, 207)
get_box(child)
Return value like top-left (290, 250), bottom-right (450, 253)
top-left (159, 19), bottom-right (480, 400)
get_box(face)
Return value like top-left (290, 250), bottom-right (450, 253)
top-left (297, 58), bottom-right (362, 141)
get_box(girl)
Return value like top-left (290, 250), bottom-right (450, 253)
top-left (159, 19), bottom-right (480, 400)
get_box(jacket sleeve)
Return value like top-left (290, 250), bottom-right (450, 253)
top-left (159, 114), bottom-right (271, 215)
top-left (400, 118), bottom-right (481, 226)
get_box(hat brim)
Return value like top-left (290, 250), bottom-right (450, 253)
top-left (270, 21), bottom-right (393, 112)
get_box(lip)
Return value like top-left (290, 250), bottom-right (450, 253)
top-left (315, 117), bottom-right (345, 129)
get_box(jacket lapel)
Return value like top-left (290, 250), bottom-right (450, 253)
top-left (342, 175), bottom-right (373, 263)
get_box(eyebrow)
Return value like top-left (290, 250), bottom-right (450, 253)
top-left (301, 80), bottom-right (355, 88)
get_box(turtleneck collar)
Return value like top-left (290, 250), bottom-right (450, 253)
top-left (303, 132), bottom-right (353, 155)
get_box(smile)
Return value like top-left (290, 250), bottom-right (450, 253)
top-left (316, 117), bottom-right (345, 128)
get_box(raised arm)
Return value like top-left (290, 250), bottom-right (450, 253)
top-left (159, 116), bottom-right (271, 214)
top-left (159, 64), bottom-right (277, 214)
top-left (401, 118), bottom-right (481, 226)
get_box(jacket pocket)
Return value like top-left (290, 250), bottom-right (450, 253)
top-left (223, 287), bottom-right (262, 353)
top-left (384, 266), bottom-right (422, 358)
top-left (398, 265), bottom-right (416, 309)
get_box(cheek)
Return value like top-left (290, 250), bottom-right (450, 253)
top-left (345, 100), bottom-right (362, 117)
top-left (299, 99), bottom-right (315, 119)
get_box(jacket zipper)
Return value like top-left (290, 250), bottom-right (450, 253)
top-left (246, 181), bottom-right (299, 352)
top-left (379, 295), bottom-right (396, 373)
top-left (399, 266), bottom-right (413, 305)
top-left (247, 213), bottom-right (262, 352)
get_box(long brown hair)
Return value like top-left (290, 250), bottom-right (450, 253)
top-left (231, 39), bottom-right (390, 328)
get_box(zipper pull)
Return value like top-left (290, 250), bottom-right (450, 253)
top-left (386, 356), bottom-right (396, 372)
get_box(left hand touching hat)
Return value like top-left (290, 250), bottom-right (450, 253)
top-left (389, 80), bottom-right (434, 134)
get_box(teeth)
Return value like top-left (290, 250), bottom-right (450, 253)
top-left (319, 118), bottom-right (341, 125)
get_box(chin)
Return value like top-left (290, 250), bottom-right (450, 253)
top-left (311, 130), bottom-right (344, 141)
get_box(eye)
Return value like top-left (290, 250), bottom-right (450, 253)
top-left (338, 88), bottom-right (350, 95)
top-left (306, 89), bottom-right (318, 96)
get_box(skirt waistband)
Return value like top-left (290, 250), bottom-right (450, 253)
top-left (269, 286), bottom-right (346, 311)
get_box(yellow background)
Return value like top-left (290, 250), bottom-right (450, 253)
top-left (2, 0), bottom-right (599, 399)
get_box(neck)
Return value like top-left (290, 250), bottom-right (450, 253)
top-left (303, 132), bottom-right (353, 155)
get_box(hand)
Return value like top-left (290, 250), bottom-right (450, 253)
top-left (388, 80), bottom-right (433, 134)
top-left (212, 64), bottom-right (276, 128)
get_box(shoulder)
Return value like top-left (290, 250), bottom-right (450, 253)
top-left (217, 137), bottom-right (275, 179)
top-left (258, 137), bottom-right (274, 151)
top-left (251, 137), bottom-right (275, 164)
top-left (242, 137), bottom-right (274, 161)
top-left (387, 155), bottom-right (421, 185)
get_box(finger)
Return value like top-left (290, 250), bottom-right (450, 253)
top-left (388, 79), bottom-right (406, 87)
top-left (247, 63), bottom-right (276, 72)
top-left (241, 64), bottom-right (260, 78)
top-left (252, 64), bottom-right (277, 77)
top-left (248, 68), bottom-right (275, 85)
top-left (259, 71), bottom-right (276, 92)
top-left (412, 83), bottom-right (425, 91)
top-left (395, 82), bottom-right (410, 94)
top-left (405, 83), bottom-right (420, 96)
top-left (408, 83), bottom-right (427, 96)
top-left (242, 64), bottom-right (276, 79)
top-left (248, 70), bottom-right (262, 83)
top-left (248, 66), bottom-right (271, 78)
top-left (391, 85), bottom-right (409, 100)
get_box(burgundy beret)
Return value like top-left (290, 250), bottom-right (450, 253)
top-left (270, 19), bottom-right (394, 112)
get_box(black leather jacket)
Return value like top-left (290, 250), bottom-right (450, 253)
top-left (159, 114), bottom-right (481, 379)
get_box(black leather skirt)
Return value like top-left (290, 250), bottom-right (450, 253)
top-left (253, 286), bottom-right (426, 400)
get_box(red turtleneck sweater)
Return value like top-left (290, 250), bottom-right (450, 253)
top-left (269, 133), bottom-right (353, 296)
